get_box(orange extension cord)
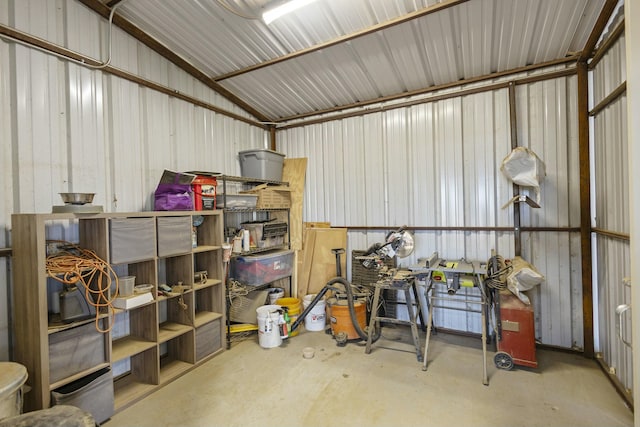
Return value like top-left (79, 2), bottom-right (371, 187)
top-left (46, 241), bottom-right (118, 333)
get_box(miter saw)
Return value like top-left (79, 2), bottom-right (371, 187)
top-left (358, 227), bottom-right (415, 271)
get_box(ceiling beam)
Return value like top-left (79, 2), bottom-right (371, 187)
top-left (579, 0), bottom-right (620, 62)
top-left (277, 66), bottom-right (576, 130)
top-left (213, 0), bottom-right (471, 82)
top-left (76, 0), bottom-right (272, 122)
top-left (276, 55), bottom-right (578, 123)
top-left (589, 19), bottom-right (625, 70)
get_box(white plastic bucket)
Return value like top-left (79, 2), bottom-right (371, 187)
top-left (267, 288), bottom-right (285, 305)
top-left (256, 305), bottom-right (282, 348)
top-left (303, 294), bottom-right (326, 332)
top-left (118, 275), bottom-right (136, 297)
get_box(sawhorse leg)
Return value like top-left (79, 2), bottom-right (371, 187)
top-left (365, 283), bottom-right (382, 354)
top-left (479, 274), bottom-right (488, 385)
top-left (422, 289), bottom-right (434, 371)
top-left (481, 298), bottom-right (488, 385)
top-left (411, 280), bottom-right (426, 331)
top-left (403, 285), bottom-right (423, 362)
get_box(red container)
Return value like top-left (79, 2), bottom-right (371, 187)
top-left (498, 291), bottom-right (538, 368)
top-left (192, 175), bottom-right (217, 210)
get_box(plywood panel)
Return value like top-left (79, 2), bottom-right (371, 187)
top-left (298, 228), bottom-right (347, 298)
top-left (282, 158), bottom-right (307, 251)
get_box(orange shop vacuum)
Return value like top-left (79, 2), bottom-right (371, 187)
top-left (290, 248), bottom-right (378, 346)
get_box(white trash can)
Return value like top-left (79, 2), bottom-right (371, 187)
top-left (0, 362), bottom-right (28, 419)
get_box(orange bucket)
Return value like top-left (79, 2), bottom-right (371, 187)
top-left (327, 298), bottom-right (367, 340)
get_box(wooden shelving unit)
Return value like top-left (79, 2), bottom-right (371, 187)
top-left (11, 210), bottom-right (225, 414)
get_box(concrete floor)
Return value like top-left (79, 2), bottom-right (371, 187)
top-left (106, 327), bottom-right (633, 427)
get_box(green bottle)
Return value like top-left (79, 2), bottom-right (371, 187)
top-left (283, 307), bottom-right (290, 339)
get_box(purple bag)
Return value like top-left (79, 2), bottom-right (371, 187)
top-left (154, 170), bottom-right (196, 211)
top-left (154, 183), bottom-right (193, 210)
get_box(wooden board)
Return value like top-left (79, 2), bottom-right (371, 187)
top-left (282, 158), bottom-right (307, 299)
top-left (298, 228), bottom-right (348, 298)
top-left (282, 158), bottom-right (307, 251)
top-left (302, 222), bottom-right (330, 250)
top-left (297, 229), bottom-right (317, 298)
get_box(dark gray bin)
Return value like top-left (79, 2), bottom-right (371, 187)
top-left (196, 318), bottom-right (222, 361)
top-left (51, 368), bottom-right (114, 424)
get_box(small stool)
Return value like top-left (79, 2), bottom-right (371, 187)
top-left (365, 272), bottom-right (425, 361)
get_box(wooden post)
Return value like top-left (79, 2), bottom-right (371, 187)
top-left (577, 60), bottom-right (594, 358)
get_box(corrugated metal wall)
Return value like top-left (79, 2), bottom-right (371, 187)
top-left (591, 32), bottom-right (632, 392)
top-left (0, 0), bottom-right (268, 359)
top-left (279, 68), bottom-right (583, 349)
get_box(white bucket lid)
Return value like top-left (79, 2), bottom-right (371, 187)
top-left (0, 362), bottom-right (28, 396)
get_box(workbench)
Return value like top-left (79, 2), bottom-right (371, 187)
top-left (411, 258), bottom-right (491, 385)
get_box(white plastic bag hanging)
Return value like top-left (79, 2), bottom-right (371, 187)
top-left (506, 256), bottom-right (545, 305)
top-left (501, 147), bottom-right (546, 204)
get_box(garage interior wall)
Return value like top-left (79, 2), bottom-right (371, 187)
top-left (0, 0), bottom-right (630, 392)
top-left (278, 67), bottom-right (583, 350)
top-left (0, 0), bottom-right (270, 359)
top-left (590, 26), bottom-right (632, 396)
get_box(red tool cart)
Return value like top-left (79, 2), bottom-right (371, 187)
top-left (494, 290), bottom-right (538, 370)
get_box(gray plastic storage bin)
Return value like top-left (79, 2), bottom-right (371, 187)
top-left (51, 368), bottom-right (114, 424)
top-left (238, 149), bottom-right (285, 181)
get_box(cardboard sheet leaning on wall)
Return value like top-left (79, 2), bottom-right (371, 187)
top-left (506, 256), bottom-right (545, 305)
top-left (500, 147), bottom-right (546, 207)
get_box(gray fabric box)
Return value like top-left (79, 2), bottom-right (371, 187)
top-left (51, 368), bottom-right (114, 424)
top-left (109, 218), bottom-right (156, 264)
top-left (195, 319), bottom-right (222, 361)
top-left (48, 323), bottom-right (107, 384)
top-left (157, 216), bottom-right (193, 257)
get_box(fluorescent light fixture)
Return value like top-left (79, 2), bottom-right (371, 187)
top-left (262, 0), bottom-right (319, 24)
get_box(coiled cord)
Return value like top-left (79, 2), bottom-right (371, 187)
top-left (46, 241), bottom-right (117, 333)
top-left (485, 254), bottom-right (512, 291)
top-left (227, 279), bottom-right (250, 309)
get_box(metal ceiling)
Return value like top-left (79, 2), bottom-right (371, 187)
top-left (84, 0), bottom-right (607, 122)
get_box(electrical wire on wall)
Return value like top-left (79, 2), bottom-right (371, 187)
top-left (0, 0), bottom-right (129, 70)
top-left (46, 241), bottom-right (118, 333)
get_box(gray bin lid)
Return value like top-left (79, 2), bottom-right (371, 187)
top-left (238, 148), bottom-right (285, 157)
